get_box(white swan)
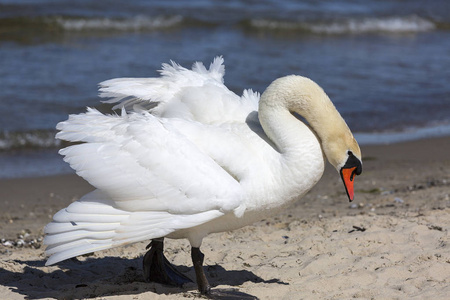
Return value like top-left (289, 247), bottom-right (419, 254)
top-left (44, 57), bottom-right (362, 294)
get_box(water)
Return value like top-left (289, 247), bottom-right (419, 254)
top-left (0, 0), bottom-right (449, 178)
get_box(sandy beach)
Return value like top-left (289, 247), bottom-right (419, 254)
top-left (0, 137), bottom-right (449, 299)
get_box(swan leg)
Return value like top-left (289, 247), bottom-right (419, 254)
top-left (143, 238), bottom-right (192, 287)
top-left (191, 247), bottom-right (211, 295)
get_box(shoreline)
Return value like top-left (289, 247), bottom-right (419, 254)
top-left (1, 122), bottom-right (450, 179)
top-left (1, 129), bottom-right (449, 180)
top-left (0, 136), bottom-right (449, 299)
top-left (354, 122), bottom-right (450, 145)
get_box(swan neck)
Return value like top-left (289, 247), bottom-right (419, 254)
top-left (259, 75), bottom-right (357, 168)
top-left (258, 104), bottom-right (304, 153)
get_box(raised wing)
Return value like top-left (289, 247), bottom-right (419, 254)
top-left (98, 56), bottom-right (259, 124)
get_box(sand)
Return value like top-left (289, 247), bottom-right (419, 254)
top-left (0, 137), bottom-right (449, 299)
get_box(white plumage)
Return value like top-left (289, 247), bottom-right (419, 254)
top-left (45, 56), bottom-right (362, 279)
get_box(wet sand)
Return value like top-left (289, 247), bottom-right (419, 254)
top-left (1, 137), bottom-right (449, 299)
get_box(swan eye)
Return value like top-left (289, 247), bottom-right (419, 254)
top-left (347, 151), bottom-right (353, 156)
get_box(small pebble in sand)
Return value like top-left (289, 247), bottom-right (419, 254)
top-left (394, 197), bottom-right (404, 204)
top-left (1, 230), bottom-right (43, 249)
top-left (349, 203), bottom-right (365, 209)
top-left (2, 241), bottom-right (13, 247)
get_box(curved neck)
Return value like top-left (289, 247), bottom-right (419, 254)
top-left (257, 90), bottom-right (325, 206)
top-left (258, 105), bottom-right (309, 155)
top-left (259, 75), bottom-right (356, 168)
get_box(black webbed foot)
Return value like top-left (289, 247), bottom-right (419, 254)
top-left (143, 239), bottom-right (192, 287)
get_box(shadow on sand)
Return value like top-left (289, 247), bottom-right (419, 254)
top-left (1, 256), bottom-right (287, 299)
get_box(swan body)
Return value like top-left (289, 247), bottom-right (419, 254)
top-left (44, 57), bottom-right (362, 293)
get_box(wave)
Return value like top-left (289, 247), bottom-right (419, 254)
top-left (54, 15), bottom-right (184, 31)
top-left (0, 130), bottom-right (61, 151)
top-left (0, 14), bottom-right (444, 37)
top-left (248, 15), bottom-right (437, 35)
top-left (0, 15), bottom-right (188, 36)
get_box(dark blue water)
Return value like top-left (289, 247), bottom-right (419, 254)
top-left (0, 0), bottom-right (449, 178)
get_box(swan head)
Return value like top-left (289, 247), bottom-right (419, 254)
top-left (336, 146), bottom-right (362, 202)
top-left (315, 101), bottom-right (363, 203)
top-left (307, 87), bottom-right (362, 202)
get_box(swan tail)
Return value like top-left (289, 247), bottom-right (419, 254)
top-left (44, 190), bottom-right (131, 266)
top-left (44, 190), bottom-right (225, 266)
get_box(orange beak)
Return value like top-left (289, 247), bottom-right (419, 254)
top-left (341, 167), bottom-right (357, 202)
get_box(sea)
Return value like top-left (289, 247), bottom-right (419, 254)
top-left (0, 0), bottom-right (449, 178)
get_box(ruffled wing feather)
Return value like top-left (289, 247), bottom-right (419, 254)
top-left (56, 109), bottom-right (244, 215)
top-left (98, 56), bottom-right (259, 124)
